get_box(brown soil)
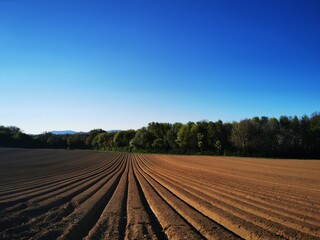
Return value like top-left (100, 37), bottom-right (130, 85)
top-left (0, 148), bottom-right (319, 239)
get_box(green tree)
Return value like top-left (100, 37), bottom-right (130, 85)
top-left (231, 119), bottom-right (255, 155)
top-left (86, 129), bottom-right (106, 148)
top-left (177, 122), bottom-right (198, 152)
top-left (131, 127), bottom-right (154, 151)
top-left (92, 132), bottom-right (108, 150)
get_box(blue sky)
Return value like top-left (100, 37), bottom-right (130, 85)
top-left (1, 0), bottom-right (319, 134)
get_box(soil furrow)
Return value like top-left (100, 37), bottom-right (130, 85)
top-left (0, 154), bottom-right (125, 237)
top-left (133, 157), bottom-right (203, 240)
top-left (136, 155), bottom-right (243, 240)
top-left (146, 155), bottom-right (320, 214)
top-left (138, 155), bottom-right (286, 240)
top-left (1, 149), bottom-right (319, 240)
top-left (140, 154), bottom-right (319, 240)
top-left (0, 153), bottom-right (119, 202)
top-left (125, 155), bottom-right (166, 240)
top-left (151, 155), bottom-right (320, 207)
top-left (50, 158), bottom-right (126, 240)
top-left (84, 154), bottom-right (129, 240)
top-left (141, 155), bottom-right (320, 234)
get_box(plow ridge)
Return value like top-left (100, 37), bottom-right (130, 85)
top-left (135, 155), bottom-right (242, 240)
top-left (146, 158), bottom-right (320, 226)
top-left (0, 153), bottom-right (118, 202)
top-left (139, 155), bottom-right (320, 238)
top-left (0, 148), bottom-right (319, 239)
top-left (128, 155), bottom-right (166, 239)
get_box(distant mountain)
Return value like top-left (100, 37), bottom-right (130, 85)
top-left (51, 130), bottom-right (78, 135)
top-left (108, 130), bottom-right (122, 133)
top-left (51, 130), bottom-right (122, 135)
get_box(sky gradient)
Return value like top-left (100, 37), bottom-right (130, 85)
top-left (1, 0), bottom-right (320, 134)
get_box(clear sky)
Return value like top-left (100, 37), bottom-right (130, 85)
top-left (1, 0), bottom-right (319, 134)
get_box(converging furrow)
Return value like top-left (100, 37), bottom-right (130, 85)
top-left (0, 148), bottom-right (319, 240)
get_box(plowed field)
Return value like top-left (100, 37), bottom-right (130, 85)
top-left (1, 148), bottom-right (319, 239)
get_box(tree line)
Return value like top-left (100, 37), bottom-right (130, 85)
top-left (1, 113), bottom-right (319, 159)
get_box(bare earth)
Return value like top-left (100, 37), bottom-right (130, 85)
top-left (0, 148), bottom-right (319, 239)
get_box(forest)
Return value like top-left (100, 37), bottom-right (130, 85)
top-left (1, 113), bottom-right (320, 159)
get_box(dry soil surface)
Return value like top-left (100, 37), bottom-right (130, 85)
top-left (0, 148), bottom-right (319, 239)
